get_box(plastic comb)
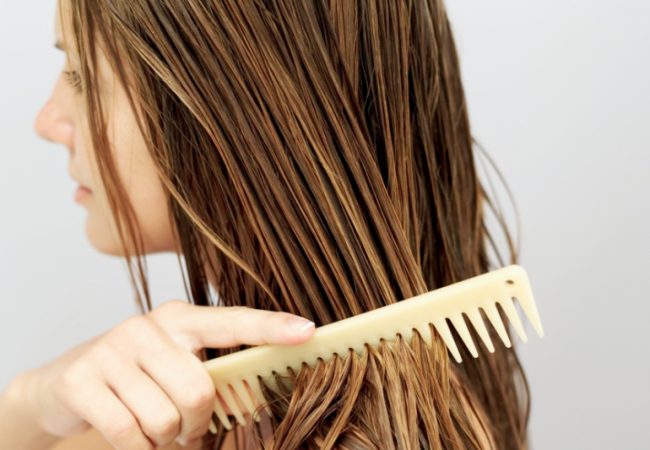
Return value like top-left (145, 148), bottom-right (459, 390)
top-left (201, 264), bottom-right (544, 432)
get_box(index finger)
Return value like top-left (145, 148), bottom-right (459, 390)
top-left (153, 303), bottom-right (315, 352)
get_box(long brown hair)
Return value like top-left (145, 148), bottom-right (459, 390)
top-left (64, 0), bottom-right (531, 448)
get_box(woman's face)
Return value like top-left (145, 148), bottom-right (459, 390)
top-left (34, 0), bottom-right (177, 256)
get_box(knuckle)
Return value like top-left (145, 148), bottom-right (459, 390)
top-left (120, 315), bottom-right (150, 333)
top-left (112, 316), bottom-right (159, 347)
top-left (160, 299), bottom-right (188, 309)
top-left (60, 361), bottom-right (91, 392)
top-left (152, 300), bottom-right (187, 318)
top-left (147, 410), bottom-right (180, 436)
top-left (85, 343), bottom-right (124, 378)
top-left (59, 366), bottom-right (81, 390)
top-left (147, 300), bottom-right (187, 330)
top-left (181, 383), bottom-right (215, 410)
top-left (106, 415), bottom-right (139, 441)
top-left (87, 342), bottom-right (115, 362)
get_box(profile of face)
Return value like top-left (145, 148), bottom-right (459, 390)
top-left (34, 0), bottom-right (177, 256)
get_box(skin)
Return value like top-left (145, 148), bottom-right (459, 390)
top-left (21, 1), bottom-right (315, 449)
top-left (34, 0), bottom-right (176, 256)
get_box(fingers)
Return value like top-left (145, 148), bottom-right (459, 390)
top-left (103, 357), bottom-right (182, 447)
top-left (42, 301), bottom-right (316, 449)
top-left (93, 321), bottom-right (216, 447)
top-left (66, 375), bottom-right (155, 450)
top-left (64, 303), bottom-right (316, 448)
top-left (133, 328), bottom-right (216, 444)
top-left (151, 302), bottom-right (315, 353)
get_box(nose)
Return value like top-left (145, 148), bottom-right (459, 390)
top-left (34, 78), bottom-right (75, 150)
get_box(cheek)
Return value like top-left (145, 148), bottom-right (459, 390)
top-left (130, 173), bottom-right (175, 253)
top-left (111, 123), bottom-right (176, 254)
top-left (81, 77), bottom-right (177, 255)
top-left (82, 152), bottom-right (175, 256)
top-left (73, 113), bottom-right (127, 255)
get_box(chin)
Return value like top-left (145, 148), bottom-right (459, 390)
top-left (85, 220), bottom-right (126, 256)
top-left (86, 211), bottom-right (125, 256)
top-left (84, 216), bottom-right (174, 256)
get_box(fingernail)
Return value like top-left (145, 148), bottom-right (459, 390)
top-left (289, 317), bottom-right (315, 333)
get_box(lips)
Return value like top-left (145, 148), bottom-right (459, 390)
top-left (70, 173), bottom-right (92, 192)
top-left (69, 168), bottom-right (93, 204)
top-left (68, 168), bottom-right (92, 192)
top-left (74, 185), bottom-right (92, 203)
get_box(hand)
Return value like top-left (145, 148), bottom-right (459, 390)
top-left (19, 300), bottom-right (315, 449)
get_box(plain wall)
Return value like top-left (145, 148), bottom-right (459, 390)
top-left (1, 1), bottom-right (648, 448)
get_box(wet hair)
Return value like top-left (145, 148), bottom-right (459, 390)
top-left (65, 0), bottom-right (531, 448)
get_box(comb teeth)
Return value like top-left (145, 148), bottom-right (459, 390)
top-left (208, 379), bottom-right (269, 431)
top-left (466, 308), bottom-right (495, 353)
top-left (202, 265), bottom-right (544, 431)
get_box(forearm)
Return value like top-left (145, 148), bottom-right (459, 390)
top-left (0, 372), bottom-right (61, 450)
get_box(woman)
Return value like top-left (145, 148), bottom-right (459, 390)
top-left (1, 0), bottom-right (531, 449)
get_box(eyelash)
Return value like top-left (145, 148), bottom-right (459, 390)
top-left (62, 70), bottom-right (82, 92)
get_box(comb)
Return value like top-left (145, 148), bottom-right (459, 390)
top-left (201, 264), bottom-right (544, 432)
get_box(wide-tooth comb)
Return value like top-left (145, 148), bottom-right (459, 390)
top-left (202, 264), bottom-right (544, 432)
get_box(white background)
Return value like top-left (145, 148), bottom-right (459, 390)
top-left (1, 1), bottom-right (649, 448)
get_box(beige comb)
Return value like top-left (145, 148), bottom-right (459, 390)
top-left (202, 264), bottom-right (544, 432)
